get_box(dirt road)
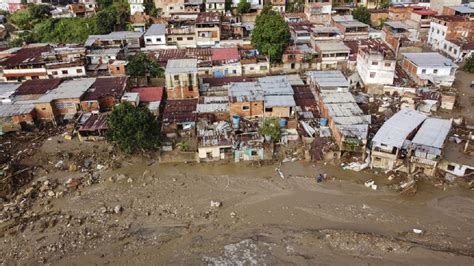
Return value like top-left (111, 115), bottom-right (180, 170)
top-left (1, 137), bottom-right (473, 265)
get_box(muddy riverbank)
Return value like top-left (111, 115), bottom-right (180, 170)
top-left (0, 136), bottom-right (473, 265)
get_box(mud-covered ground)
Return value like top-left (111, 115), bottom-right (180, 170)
top-left (0, 135), bottom-right (473, 265)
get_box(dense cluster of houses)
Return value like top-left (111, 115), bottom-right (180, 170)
top-left (0, 0), bottom-right (472, 179)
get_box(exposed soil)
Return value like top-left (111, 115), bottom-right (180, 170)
top-left (0, 135), bottom-right (473, 265)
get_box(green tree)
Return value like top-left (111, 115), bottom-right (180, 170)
top-left (96, 0), bottom-right (113, 9)
top-left (29, 4), bottom-right (51, 20)
top-left (251, 7), bottom-right (290, 63)
top-left (106, 102), bottom-right (159, 154)
top-left (144, 0), bottom-right (158, 16)
top-left (464, 55), bottom-right (474, 73)
top-left (258, 118), bottom-right (281, 142)
top-left (127, 52), bottom-right (164, 86)
top-left (237, 0), bottom-right (251, 14)
top-left (380, 0), bottom-right (390, 9)
top-left (32, 17), bottom-right (97, 43)
top-left (95, 8), bottom-right (116, 34)
top-left (225, 0), bottom-right (233, 12)
top-left (176, 140), bottom-right (191, 152)
top-left (9, 9), bottom-right (32, 30)
top-left (352, 6), bottom-right (371, 25)
top-left (286, 0), bottom-right (304, 12)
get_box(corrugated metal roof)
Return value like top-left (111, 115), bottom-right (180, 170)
top-left (196, 103), bottom-right (229, 113)
top-left (0, 83), bottom-right (21, 98)
top-left (37, 78), bottom-right (95, 102)
top-left (258, 75), bottom-right (294, 95)
top-left (228, 81), bottom-right (264, 102)
top-left (450, 5), bottom-right (474, 14)
top-left (264, 95), bottom-right (296, 108)
top-left (321, 91), bottom-right (355, 103)
top-left (131, 87), bottom-right (164, 103)
top-left (307, 71), bottom-right (349, 89)
top-left (372, 109), bottom-right (427, 149)
top-left (0, 103), bottom-right (35, 117)
top-left (412, 118), bottom-right (451, 149)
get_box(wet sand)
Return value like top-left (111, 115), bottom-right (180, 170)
top-left (2, 150), bottom-right (473, 265)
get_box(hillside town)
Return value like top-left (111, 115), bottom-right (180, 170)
top-left (0, 0), bottom-right (473, 264)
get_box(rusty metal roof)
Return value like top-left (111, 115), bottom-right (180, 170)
top-left (0, 46), bottom-right (49, 67)
top-left (162, 99), bottom-right (198, 123)
top-left (82, 76), bottom-right (128, 101)
top-left (14, 79), bottom-right (62, 96)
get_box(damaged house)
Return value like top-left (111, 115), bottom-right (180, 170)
top-left (33, 78), bottom-right (96, 121)
top-left (0, 104), bottom-right (36, 134)
top-left (161, 98), bottom-right (198, 140)
top-left (197, 120), bottom-right (233, 162)
top-left (409, 118), bottom-right (452, 176)
top-left (80, 76), bottom-right (129, 113)
top-left (370, 109), bottom-right (427, 171)
top-left (318, 91), bottom-right (370, 157)
top-left (228, 76), bottom-right (296, 120)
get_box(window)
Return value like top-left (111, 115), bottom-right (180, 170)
top-left (371, 61), bottom-right (378, 66)
top-left (437, 29), bottom-right (439, 34)
top-left (385, 62), bottom-right (391, 67)
top-left (242, 105), bottom-right (250, 111)
top-left (116, 67), bottom-right (120, 71)
top-left (421, 69), bottom-right (426, 74)
top-left (52, 71), bottom-right (58, 75)
top-left (187, 37), bottom-right (194, 40)
top-left (444, 44), bottom-right (447, 49)
top-left (265, 107), bottom-right (273, 112)
top-left (146, 38), bottom-right (152, 43)
top-left (251, 150), bottom-right (258, 156)
top-left (177, 37), bottom-right (183, 41)
top-left (249, 67), bottom-right (254, 70)
top-left (188, 87), bottom-right (193, 91)
top-left (167, 37), bottom-right (172, 41)
top-left (370, 72), bottom-right (376, 78)
top-left (260, 66), bottom-right (267, 70)
top-left (447, 165), bottom-right (455, 171)
top-left (174, 75), bottom-right (179, 81)
top-left (76, 69), bottom-right (83, 74)
top-left (62, 70), bottom-right (68, 75)
top-left (433, 69), bottom-right (438, 74)
top-left (232, 70), bottom-right (237, 74)
top-left (156, 38), bottom-right (161, 42)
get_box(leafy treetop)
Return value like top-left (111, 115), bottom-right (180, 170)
top-left (251, 6), bottom-right (290, 63)
top-left (106, 102), bottom-right (160, 154)
top-left (352, 5), bottom-right (371, 26)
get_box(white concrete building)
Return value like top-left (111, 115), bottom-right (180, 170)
top-left (356, 44), bottom-right (396, 86)
top-left (427, 18), bottom-right (449, 51)
top-left (402, 52), bottom-right (458, 87)
top-left (46, 63), bottom-right (86, 79)
top-left (128, 0), bottom-right (145, 15)
top-left (144, 24), bottom-right (167, 48)
top-left (206, 0), bottom-right (225, 15)
top-left (441, 39), bottom-right (474, 62)
top-left (314, 41), bottom-right (350, 70)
